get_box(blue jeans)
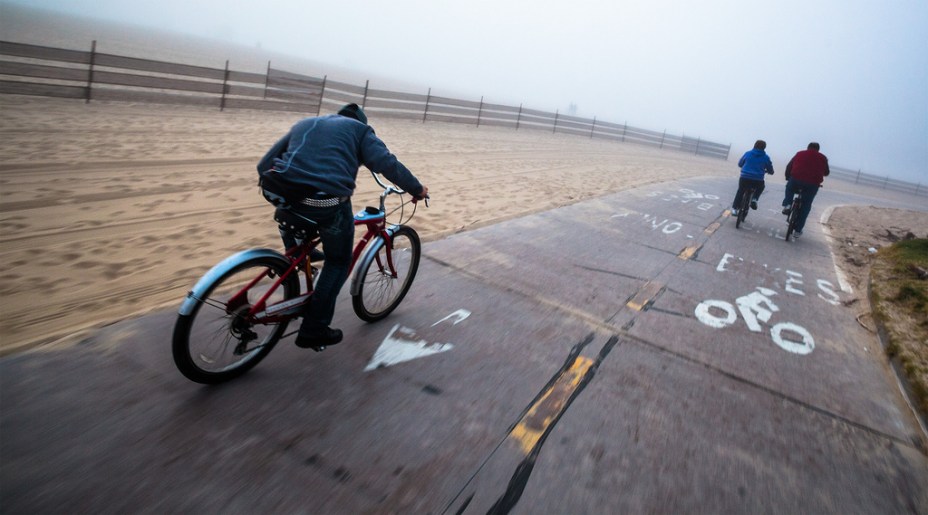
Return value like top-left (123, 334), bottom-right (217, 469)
top-left (287, 200), bottom-right (354, 333)
top-left (782, 179), bottom-right (819, 233)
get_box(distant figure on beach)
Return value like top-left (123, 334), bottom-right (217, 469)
top-left (781, 142), bottom-right (830, 237)
top-left (257, 103), bottom-right (429, 350)
top-left (731, 139), bottom-right (774, 215)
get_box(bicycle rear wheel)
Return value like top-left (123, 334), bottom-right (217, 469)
top-left (352, 226), bottom-right (421, 322)
top-left (172, 256), bottom-right (299, 384)
top-left (736, 189), bottom-right (751, 229)
top-left (785, 198), bottom-right (801, 242)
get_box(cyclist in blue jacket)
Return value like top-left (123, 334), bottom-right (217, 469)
top-left (731, 139), bottom-right (774, 216)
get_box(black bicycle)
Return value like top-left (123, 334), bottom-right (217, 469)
top-left (734, 186), bottom-right (756, 229)
top-left (784, 190), bottom-right (803, 242)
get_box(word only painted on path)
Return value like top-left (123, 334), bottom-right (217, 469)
top-left (611, 210), bottom-right (684, 235)
top-left (364, 310), bottom-right (470, 371)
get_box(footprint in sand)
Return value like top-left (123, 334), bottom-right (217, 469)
top-left (102, 263), bottom-right (127, 280)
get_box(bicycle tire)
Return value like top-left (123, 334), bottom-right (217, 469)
top-left (785, 198), bottom-right (801, 242)
top-left (172, 255), bottom-right (300, 384)
top-left (735, 189), bottom-right (751, 229)
top-left (352, 225), bottom-right (421, 322)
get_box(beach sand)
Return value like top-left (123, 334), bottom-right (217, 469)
top-left (0, 95), bottom-right (738, 354)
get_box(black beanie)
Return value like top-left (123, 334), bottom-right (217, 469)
top-left (337, 103), bottom-right (368, 125)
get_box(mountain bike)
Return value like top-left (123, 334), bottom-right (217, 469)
top-left (172, 171), bottom-right (427, 384)
top-left (734, 185), bottom-right (756, 229)
top-left (784, 190), bottom-right (803, 242)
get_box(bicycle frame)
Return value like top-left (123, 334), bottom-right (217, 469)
top-left (227, 176), bottom-right (410, 326)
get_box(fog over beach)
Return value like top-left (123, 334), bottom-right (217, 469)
top-left (2, 0), bottom-right (927, 183)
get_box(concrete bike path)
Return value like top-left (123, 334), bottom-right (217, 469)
top-left (2, 177), bottom-right (926, 513)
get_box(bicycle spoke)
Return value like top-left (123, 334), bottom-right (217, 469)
top-left (353, 227), bottom-right (420, 322)
top-left (173, 257), bottom-right (299, 383)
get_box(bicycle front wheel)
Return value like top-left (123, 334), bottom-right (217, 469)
top-left (352, 226), bottom-right (421, 322)
top-left (172, 256), bottom-right (299, 384)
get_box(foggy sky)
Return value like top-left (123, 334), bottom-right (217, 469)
top-left (3, 0), bottom-right (927, 183)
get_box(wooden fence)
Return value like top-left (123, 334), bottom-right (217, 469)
top-left (0, 40), bottom-right (733, 158)
top-left (830, 166), bottom-right (926, 197)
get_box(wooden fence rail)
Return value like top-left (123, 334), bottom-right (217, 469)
top-left (830, 166), bottom-right (925, 197)
top-left (0, 39), bottom-right (737, 159)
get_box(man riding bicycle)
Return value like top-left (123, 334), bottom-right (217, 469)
top-left (781, 142), bottom-right (829, 237)
top-left (731, 139), bottom-right (774, 216)
top-left (257, 103), bottom-right (429, 350)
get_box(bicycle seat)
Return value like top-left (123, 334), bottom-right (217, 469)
top-left (274, 208), bottom-right (319, 240)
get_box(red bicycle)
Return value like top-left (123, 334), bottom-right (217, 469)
top-left (172, 172), bottom-right (426, 384)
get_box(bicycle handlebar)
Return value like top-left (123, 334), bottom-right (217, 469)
top-left (369, 170), bottom-right (429, 207)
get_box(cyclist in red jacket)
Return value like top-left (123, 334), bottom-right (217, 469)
top-left (781, 142), bottom-right (829, 237)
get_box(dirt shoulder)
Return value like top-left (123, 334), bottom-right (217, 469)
top-left (824, 206), bottom-right (928, 426)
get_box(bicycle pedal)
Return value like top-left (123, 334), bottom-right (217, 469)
top-left (310, 345), bottom-right (326, 352)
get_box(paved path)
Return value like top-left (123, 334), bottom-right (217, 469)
top-left (2, 177), bottom-right (926, 513)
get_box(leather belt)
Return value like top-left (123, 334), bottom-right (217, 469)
top-left (299, 196), bottom-right (349, 208)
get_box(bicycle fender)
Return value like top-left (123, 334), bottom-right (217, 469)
top-left (349, 226), bottom-right (399, 296)
top-left (178, 248), bottom-right (289, 316)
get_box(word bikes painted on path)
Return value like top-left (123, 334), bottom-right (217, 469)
top-left (695, 252), bottom-right (844, 356)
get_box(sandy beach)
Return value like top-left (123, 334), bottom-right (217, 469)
top-left (0, 95), bottom-right (745, 354)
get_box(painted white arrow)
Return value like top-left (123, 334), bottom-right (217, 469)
top-left (431, 309), bottom-right (470, 327)
top-left (364, 324), bottom-right (454, 371)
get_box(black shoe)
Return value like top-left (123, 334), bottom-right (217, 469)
top-left (295, 327), bottom-right (343, 351)
top-left (750, 200), bottom-right (758, 210)
top-left (781, 207), bottom-right (791, 215)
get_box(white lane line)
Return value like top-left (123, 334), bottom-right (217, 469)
top-left (820, 205), bottom-right (853, 293)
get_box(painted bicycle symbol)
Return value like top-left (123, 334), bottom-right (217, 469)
top-left (695, 286), bottom-right (814, 355)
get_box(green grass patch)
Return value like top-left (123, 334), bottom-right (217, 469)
top-left (871, 238), bottom-right (928, 419)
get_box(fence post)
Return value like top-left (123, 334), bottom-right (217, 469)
top-left (318, 75), bottom-right (326, 115)
top-left (477, 96), bottom-right (483, 127)
top-left (659, 129), bottom-right (666, 149)
top-left (263, 61), bottom-right (270, 99)
top-left (622, 122), bottom-right (627, 142)
top-left (694, 137), bottom-right (701, 155)
top-left (590, 116), bottom-right (596, 138)
top-left (85, 40), bottom-right (97, 103)
top-left (219, 60), bottom-right (229, 111)
top-left (882, 175), bottom-right (889, 189)
top-left (553, 109), bottom-right (559, 133)
top-left (423, 88), bottom-right (431, 123)
top-left (516, 104), bottom-right (522, 130)
top-left (361, 80), bottom-right (369, 108)
top-left (855, 169), bottom-right (861, 184)
top-left (726, 144), bottom-right (731, 160)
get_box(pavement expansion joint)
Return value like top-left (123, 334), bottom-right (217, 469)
top-left (442, 334), bottom-right (621, 515)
